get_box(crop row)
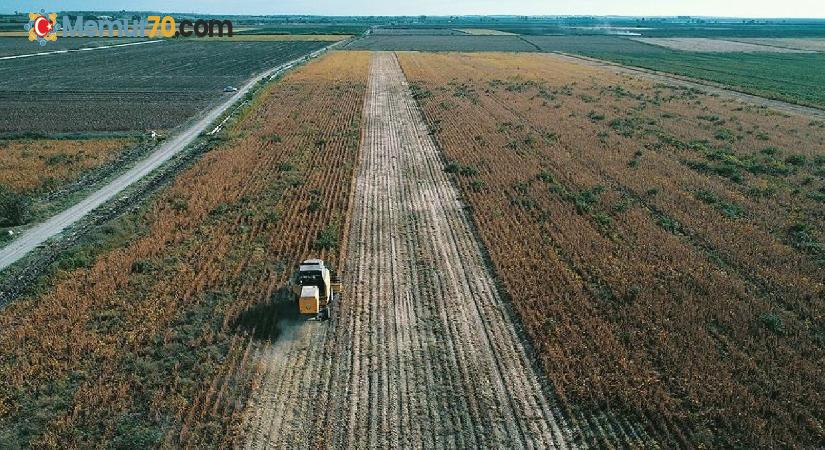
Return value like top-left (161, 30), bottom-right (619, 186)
top-left (0, 40), bottom-right (330, 132)
top-left (0, 51), bottom-right (370, 448)
top-left (399, 51), bottom-right (824, 448)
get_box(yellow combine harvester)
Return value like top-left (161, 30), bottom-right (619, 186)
top-left (291, 259), bottom-right (342, 321)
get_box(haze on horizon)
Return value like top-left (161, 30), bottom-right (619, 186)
top-left (3, 0), bottom-right (825, 19)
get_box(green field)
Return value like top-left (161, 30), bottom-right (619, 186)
top-left (347, 33), bottom-right (825, 109)
top-left (519, 35), bottom-right (825, 108)
top-left (584, 48), bottom-right (825, 109)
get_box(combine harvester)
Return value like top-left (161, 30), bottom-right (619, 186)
top-left (291, 259), bottom-right (341, 321)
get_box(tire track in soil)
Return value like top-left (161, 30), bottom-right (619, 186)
top-left (242, 51), bottom-right (573, 448)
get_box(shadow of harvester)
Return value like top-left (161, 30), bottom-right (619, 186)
top-left (233, 287), bottom-right (299, 342)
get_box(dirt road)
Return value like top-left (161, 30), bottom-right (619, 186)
top-left (242, 52), bottom-right (573, 448)
top-left (0, 43), bottom-right (339, 272)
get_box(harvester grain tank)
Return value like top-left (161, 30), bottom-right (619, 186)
top-left (291, 259), bottom-right (341, 321)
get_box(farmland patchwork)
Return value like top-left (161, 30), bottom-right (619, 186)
top-left (1, 21), bottom-right (823, 447)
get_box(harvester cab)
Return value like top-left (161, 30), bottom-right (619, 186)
top-left (291, 259), bottom-right (342, 321)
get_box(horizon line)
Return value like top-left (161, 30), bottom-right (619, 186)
top-left (3, 11), bottom-right (825, 20)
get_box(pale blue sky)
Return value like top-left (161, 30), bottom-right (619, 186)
top-left (4, 0), bottom-right (825, 18)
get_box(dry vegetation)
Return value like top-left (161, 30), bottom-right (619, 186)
top-left (725, 37), bottom-right (825, 52)
top-left (399, 51), bottom-right (825, 448)
top-left (632, 37), bottom-right (809, 53)
top-left (456, 28), bottom-right (516, 36)
top-left (0, 138), bottom-right (134, 193)
top-left (0, 51), bottom-right (369, 448)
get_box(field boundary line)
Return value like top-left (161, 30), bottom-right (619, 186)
top-left (0, 39), bottom-right (347, 273)
top-left (0, 39), bottom-right (164, 61)
top-left (517, 35), bottom-right (543, 52)
top-left (553, 51), bottom-right (825, 119)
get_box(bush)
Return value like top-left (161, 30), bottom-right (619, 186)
top-left (542, 131), bottom-right (559, 144)
top-left (130, 259), bottom-right (154, 274)
top-left (695, 189), bottom-right (719, 204)
top-left (511, 196), bottom-right (536, 210)
top-left (536, 171), bottom-right (555, 183)
top-left (308, 199), bottom-right (322, 213)
top-left (57, 250), bottom-right (94, 271)
top-left (759, 313), bottom-right (784, 335)
top-left (168, 196), bottom-right (188, 212)
top-left (592, 212), bottom-right (612, 228)
top-left (444, 162), bottom-right (477, 177)
top-left (574, 189), bottom-right (601, 213)
top-left (761, 146), bottom-right (780, 156)
top-left (657, 215), bottom-right (682, 234)
top-left (714, 128), bottom-right (736, 142)
top-left (314, 225), bottom-right (339, 250)
top-left (786, 222), bottom-right (824, 257)
top-left (785, 154), bottom-right (806, 166)
top-left (0, 184), bottom-right (30, 227)
top-left (458, 165), bottom-right (479, 177)
top-left (697, 114), bottom-right (725, 125)
top-left (409, 83), bottom-right (432, 100)
top-left (444, 162), bottom-right (460, 174)
top-left (587, 111), bottom-right (605, 122)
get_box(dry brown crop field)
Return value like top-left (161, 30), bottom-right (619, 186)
top-left (725, 37), bottom-right (825, 52)
top-left (631, 37), bottom-right (810, 53)
top-left (0, 138), bottom-right (135, 193)
top-left (240, 52), bottom-right (603, 449)
top-left (0, 51), bottom-right (368, 448)
top-left (399, 51), bottom-right (825, 448)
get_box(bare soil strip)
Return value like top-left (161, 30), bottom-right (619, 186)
top-left (630, 37), bottom-right (810, 53)
top-left (722, 37), bottom-right (825, 52)
top-left (555, 52), bottom-right (825, 119)
top-left (242, 51), bottom-right (572, 448)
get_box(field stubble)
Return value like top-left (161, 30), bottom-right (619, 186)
top-left (240, 51), bottom-right (618, 449)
